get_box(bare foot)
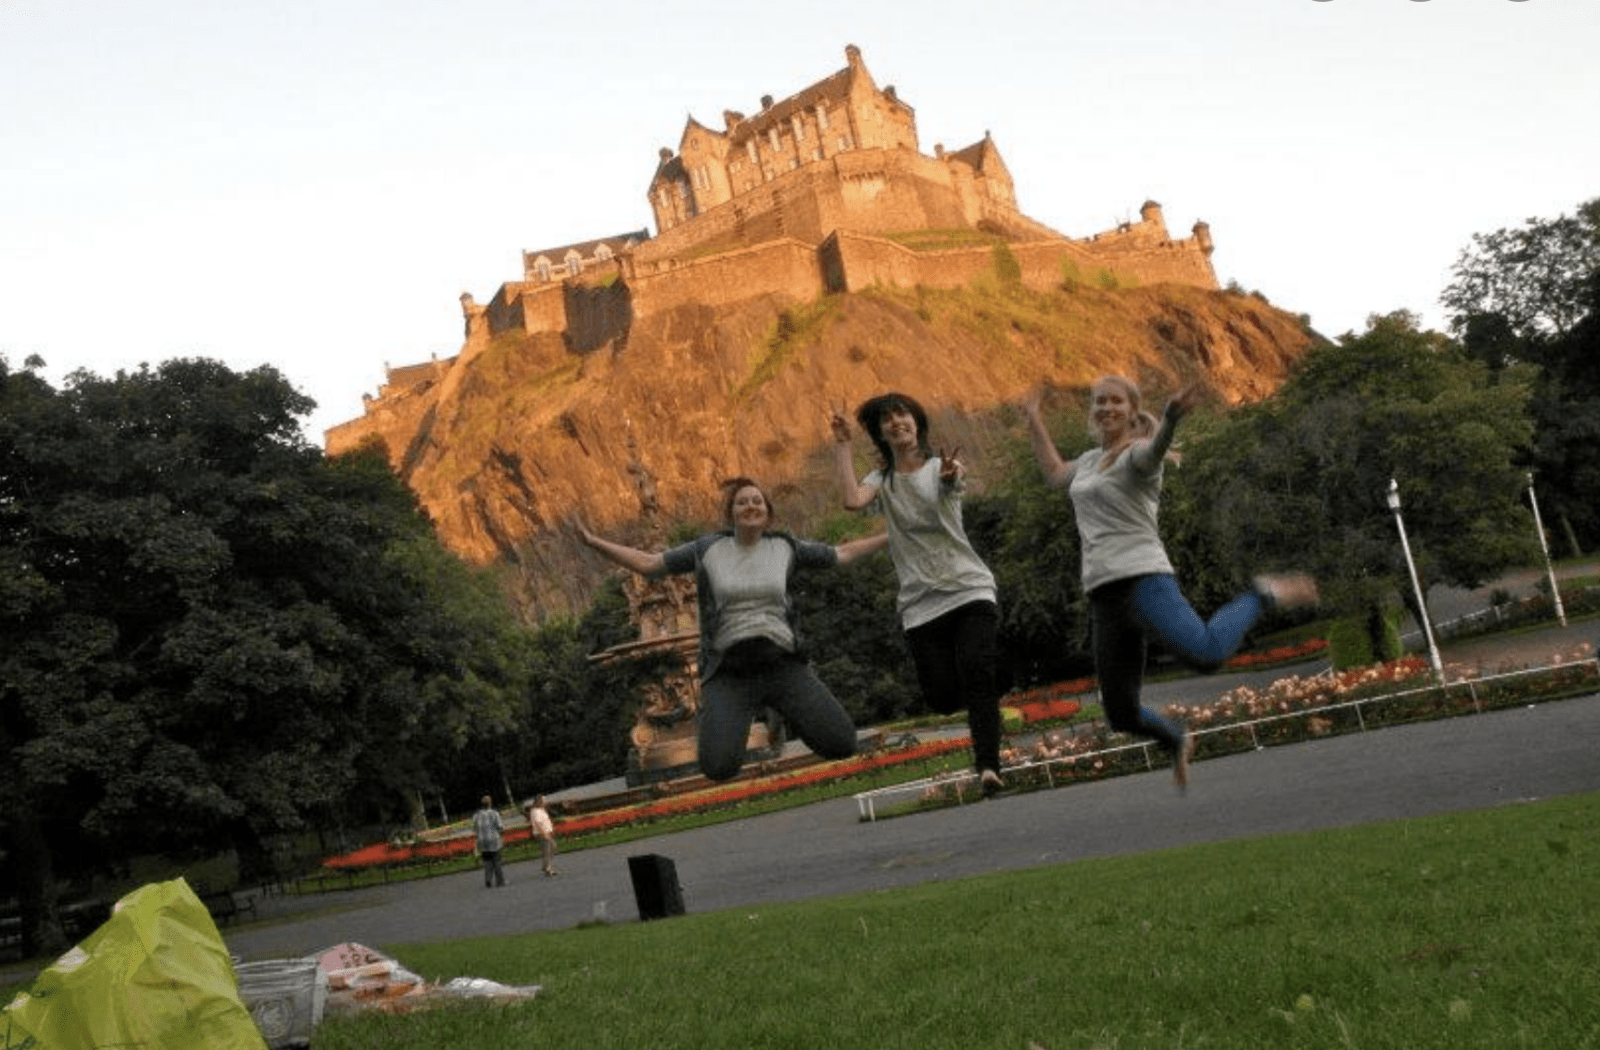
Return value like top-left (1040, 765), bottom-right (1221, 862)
top-left (1175, 732), bottom-right (1195, 792)
top-left (1255, 572), bottom-right (1319, 613)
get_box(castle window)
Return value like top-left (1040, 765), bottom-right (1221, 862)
top-left (791, 115), bottom-right (804, 141)
top-left (768, 127), bottom-right (781, 152)
top-left (535, 259), bottom-right (552, 281)
top-left (815, 104), bottom-right (828, 130)
top-left (565, 251), bottom-right (582, 275)
top-left (595, 243), bottom-right (613, 261)
top-left (837, 134), bottom-right (853, 151)
top-left (746, 139), bottom-right (758, 164)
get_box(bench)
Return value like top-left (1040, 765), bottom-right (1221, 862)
top-left (199, 888), bottom-right (258, 925)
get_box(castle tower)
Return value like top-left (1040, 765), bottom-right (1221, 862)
top-left (1139, 199), bottom-right (1167, 237)
top-left (645, 44), bottom-right (917, 236)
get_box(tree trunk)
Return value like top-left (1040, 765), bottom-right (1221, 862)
top-left (228, 817), bottom-right (273, 890)
top-left (8, 811), bottom-right (68, 959)
top-left (1559, 511), bottom-right (1583, 559)
top-left (1397, 582), bottom-right (1434, 654)
top-left (1364, 604), bottom-right (1390, 665)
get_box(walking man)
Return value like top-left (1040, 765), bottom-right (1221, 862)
top-left (472, 795), bottom-right (506, 888)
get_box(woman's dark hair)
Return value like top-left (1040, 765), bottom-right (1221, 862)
top-left (854, 392), bottom-right (932, 484)
top-left (719, 476), bottom-right (774, 529)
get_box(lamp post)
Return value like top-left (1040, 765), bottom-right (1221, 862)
top-left (1386, 478), bottom-right (1444, 680)
top-left (1526, 472), bottom-right (1567, 627)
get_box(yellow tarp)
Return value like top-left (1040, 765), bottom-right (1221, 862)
top-left (1, 877), bottom-right (267, 1050)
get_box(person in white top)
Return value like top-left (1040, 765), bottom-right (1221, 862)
top-left (579, 477), bottom-right (887, 782)
top-left (525, 795), bottom-right (558, 877)
top-left (830, 392), bottom-right (1006, 797)
top-left (1021, 375), bottom-right (1318, 790)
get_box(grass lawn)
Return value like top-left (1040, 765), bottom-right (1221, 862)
top-left (308, 789), bottom-right (1600, 1050)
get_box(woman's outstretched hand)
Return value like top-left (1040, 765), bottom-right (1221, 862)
top-left (827, 399), bottom-right (852, 443)
top-left (573, 518), bottom-right (597, 548)
top-left (1021, 383), bottom-right (1049, 421)
top-left (938, 446), bottom-right (964, 485)
top-left (1164, 384), bottom-right (1201, 422)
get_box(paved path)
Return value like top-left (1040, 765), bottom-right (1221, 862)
top-left (211, 617), bottom-right (1600, 964)
top-left (6, 604), bottom-right (1592, 987)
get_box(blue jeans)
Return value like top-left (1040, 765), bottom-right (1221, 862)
top-left (698, 651), bottom-right (857, 782)
top-left (1089, 574), bottom-right (1263, 752)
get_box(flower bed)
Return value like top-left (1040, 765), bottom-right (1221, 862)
top-left (859, 644), bottom-right (1599, 821)
top-left (320, 735), bottom-right (972, 872)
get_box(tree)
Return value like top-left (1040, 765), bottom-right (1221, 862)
top-left (972, 459), bottom-right (1092, 688)
top-left (1182, 313), bottom-right (1536, 659)
top-left (0, 356), bottom-right (528, 955)
top-left (794, 552), bottom-right (918, 726)
top-left (1442, 199), bottom-right (1600, 552)
top-left (1442, 199), bottom-right (1600, 343)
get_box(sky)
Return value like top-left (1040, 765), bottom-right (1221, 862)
top-left (3, 0), bottom-right (1595, 443)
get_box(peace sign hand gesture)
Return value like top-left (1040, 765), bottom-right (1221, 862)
top-left (938, 446), bottom-right (965, 486)
top-left (827, 399), bottom-right (852, 444)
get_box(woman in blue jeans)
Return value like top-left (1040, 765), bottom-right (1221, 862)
top-left (1021, 376), bottom-right (1317, 789)
top-left (578, 477), bottom-right (886, 782)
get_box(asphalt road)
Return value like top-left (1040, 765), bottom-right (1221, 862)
top-left (216, 652), bottom-right (1600, 964)
top-left (6, 578), bottom-right (1592, 985)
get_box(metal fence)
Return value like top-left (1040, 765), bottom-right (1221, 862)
top-left (852, 657), bottom-right (1600, 822)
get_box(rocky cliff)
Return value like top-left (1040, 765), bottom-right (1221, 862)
top-left (337, 280), bottom-right (1315, 622)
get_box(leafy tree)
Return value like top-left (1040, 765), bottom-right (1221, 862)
top-left (1442, 199), bottom-right (1600, 343)
top-left (1443, 198), bottom-right (1600, 552)
top-left (1182, 313), bottom-right (1536, 659)
top-left (794, 553), bottom-right (917, 726)
top-left (482, 582), bottom-right (639, 803)
top-left (0, 356), bottom-right (528, 955)
top-left (970, 468), bottom-right (1091, 688)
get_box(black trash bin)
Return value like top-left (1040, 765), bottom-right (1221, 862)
top-left (627, 853), bottom-right (685, 920)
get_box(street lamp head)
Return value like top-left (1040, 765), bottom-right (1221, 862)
top-left (1385, 478), bottom-right (1401, 512)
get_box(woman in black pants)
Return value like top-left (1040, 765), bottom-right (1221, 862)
top-left (830, 393), bottom-right (1006, 796)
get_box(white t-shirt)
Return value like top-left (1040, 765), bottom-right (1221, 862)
top-left (528, 807), bottom-right (554, 836)
top-left (863, 457), bottom-right (997, 630)
top-left (1067, 445), bottom-right (1174, 593)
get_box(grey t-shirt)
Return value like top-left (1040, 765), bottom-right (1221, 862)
top-left (701, 535), bottom-right (796, 652)
top-left (1067, 445), bottom-right (1174, 593)
top-left (863, 457), bottom-right (997, 630)
top-left (660, 531), bottom-right (837, 681)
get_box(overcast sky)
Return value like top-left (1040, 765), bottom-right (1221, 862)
top-left (3, 0), bottom-right (1594, 441)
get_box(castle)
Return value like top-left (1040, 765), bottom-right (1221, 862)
top-left (326, 45), bottom-right (1219, 452)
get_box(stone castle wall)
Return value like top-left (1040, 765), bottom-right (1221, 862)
top-left (630, 147), bottom-right (988, 276)
top-left (327, 208), bottom-right (1219, 452)
top-left (630, 238), bottom-right (823, 317)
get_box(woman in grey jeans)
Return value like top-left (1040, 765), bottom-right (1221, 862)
top-left (579, 477), bottom-right (886, 781)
